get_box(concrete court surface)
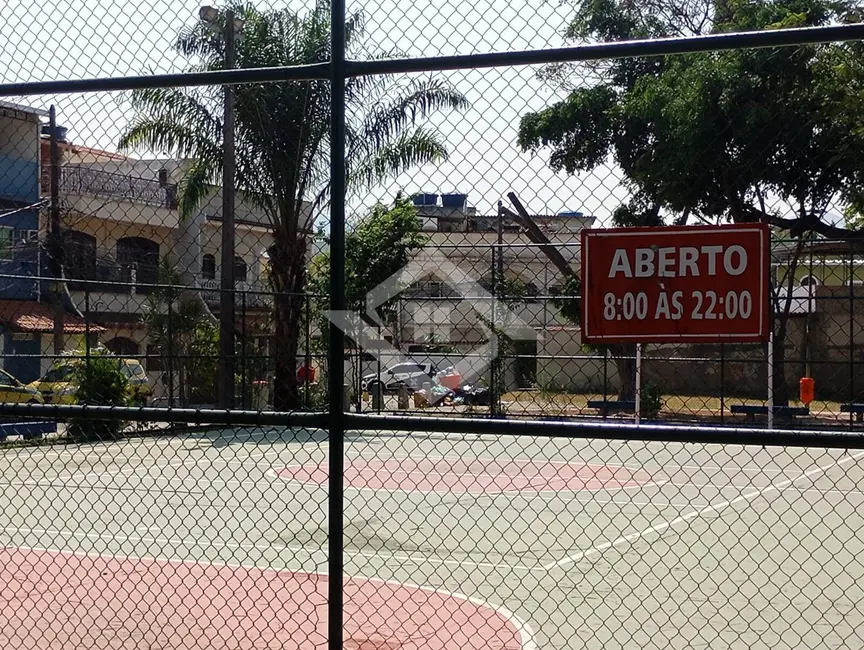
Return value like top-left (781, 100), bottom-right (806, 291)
top-left (0, 426), bottom-right (862, 649)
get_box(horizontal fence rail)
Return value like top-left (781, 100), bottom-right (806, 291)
top-left (0, 3), bottom-right (863, 650)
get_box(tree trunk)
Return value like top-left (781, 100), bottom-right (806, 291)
top-left (612, 343), bottom-right (637, 401)
top-left (270, 236), bottom-right (307, 411)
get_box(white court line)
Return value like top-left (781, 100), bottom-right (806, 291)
top-left (267, 468), bottom-right (659, 497)
top-left (349, 450), bottom-right (656, 475)
top-left (501, 491), bottom-right (699, 510)
top-left (0, 524), bottom-right (539, 572)
top-left (774, 485), bottom-right (864, 498)
top-left (667, 479), bottom-right (864, 498)
top-left (0, 542), bottom-right (537, 650)
top-left (668, 479), bottom-right (759, 489)
top-left (661, 463), bottom-right (795, 474)
top-left (14, 446), bottom-right (286, 488)
top-left (543, 449), bottom-right (864, 570)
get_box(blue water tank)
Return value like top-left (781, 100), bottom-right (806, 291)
top-left (558, 210), bottom-right (584, 217)
top-left (412, 193), bottom-right (439, 206)
top-left (441, 193), bottom-right (468, 208)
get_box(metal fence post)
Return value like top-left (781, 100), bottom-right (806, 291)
top-left (720, 343), bottom-right (725, 425)
top-left (167, 285), bottom-right (174, 408)
top-left (241, 291), bottom-right (247, 410)
top-left (850, 245), bottom-right (855, 429)
top-left (328, 0), bottom-right (347, 647)
top-left (84, 287), bottom-right (90, 368)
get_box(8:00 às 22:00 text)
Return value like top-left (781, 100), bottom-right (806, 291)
top-left (603, 290), bottom-right (753, 322)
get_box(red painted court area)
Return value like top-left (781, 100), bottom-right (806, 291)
top-left (275, 458), bottom-right (654, 493)
top-left (0, 547), bottom-right (524, 650)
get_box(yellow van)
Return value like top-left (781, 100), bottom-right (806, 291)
top-left (29, 358), bottom-right (151, 406)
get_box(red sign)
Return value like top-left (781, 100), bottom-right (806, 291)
top-left (580, 224), bottom-right (770, 344)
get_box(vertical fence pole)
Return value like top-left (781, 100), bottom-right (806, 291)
top-left (635, 343), bottom-right (642, 425)
top-left (328, 0), bottom-right (347, 646)
top-left (602, 347), bottom-right (608, 420)
top-left (241, 291), bottom-right (247, 410)
top-left (167, 286), bottom-right (175, 408)
top-left (490, 244), bottom-right (498, 416)
top-left (218, 7), bottom-right (237, 410)
top-left (720, 342), bottom-right (725, 425)
top-left (48, 106), bottom-right (65, 358)
top-left (850, 246), bottom-right (855, 429)
top-left (305, 293), bottom-right (311, 408)
top-left (768, 329), bottom-right (775, 431)
top-left (84, 288), bottom-right (90, 367)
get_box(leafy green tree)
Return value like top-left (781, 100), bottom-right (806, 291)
top-left (309, 198), bottom-right (428, 317)
top-left (307, 197), bottom-right (426, 404)
top-left (119, 2), bottom-right (468, 409)
top-left (519, 0), bottom-right (864, 404)
top-left (142, 263), bottom-right (219, 406)
top-left (68, 348), bottom-right (129, 442)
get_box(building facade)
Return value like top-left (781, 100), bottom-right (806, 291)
top-left (0, 102), bottom-right (98, 382)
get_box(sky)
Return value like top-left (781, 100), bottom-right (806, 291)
top-left (0, 0), bottom-right (631, 223)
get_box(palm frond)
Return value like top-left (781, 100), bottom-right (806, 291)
top-left (178, 158), bottom-right (218, 221)
top-left (346, 128), bottom-right (448, 192)
top-left (120, 87), bottom-right (220, 148)
top-left (118, 115), bottom-right (221, 163)
top-left (350, 78), bottom-right (469, 157)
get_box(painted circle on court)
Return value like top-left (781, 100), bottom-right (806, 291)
top-left (0, 548), bottom-right (528, 650)
top-left (273, 458), bottom-right (654, 493)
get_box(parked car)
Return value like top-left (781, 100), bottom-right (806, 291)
top-left (0, 369), bottom-right (44, 405)
top-left (0, 369), bottom-right (46, 441)
top-left (362, 362), bottom-right (437, 394)
top-left (29, 358), bottom-right (151, 406)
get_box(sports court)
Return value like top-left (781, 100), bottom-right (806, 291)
top-left (0, 426), bottom-right (862, 649)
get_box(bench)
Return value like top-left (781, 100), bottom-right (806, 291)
top-left (840, 403), bottom-right (864, 422)
top-left (587, 400), bottom-right (636, 417)
top-left (730, 404), bottom-right (810, 423)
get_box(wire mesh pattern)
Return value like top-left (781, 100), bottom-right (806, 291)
top-left (2, 427), bottom-right (864, 649)
top-left (0, 0), bottom-right (863, 647)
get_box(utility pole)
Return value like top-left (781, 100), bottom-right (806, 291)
top-left (216, 7), bottom-right (237, 409)
top-left (48, 106), bottom-right (64, 357)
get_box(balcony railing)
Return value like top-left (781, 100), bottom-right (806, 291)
top-left (49, 165), bottom-right (178, 209)
top-left (198, 277), bottom-right (272, 309)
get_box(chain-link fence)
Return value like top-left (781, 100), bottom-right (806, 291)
top-left (0, 0), bottom-right (863, 647)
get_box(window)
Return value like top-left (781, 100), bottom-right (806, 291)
top-left (0, 227), bottom-right (13, 260)
top-left (389, 364), bottom-right (423, 374)
top-left (234, 256), bottom-right (248, 283)
top-left (0, 371), bottom-right (15, 386)
top-left (202, 254), bottom-right (216, 280)
top-left (105, 337), bottom-right (139, 357)
top-left (120, 362), bottom-right (146, 378)
top-left (42, 365), bottom-right (75, 382)
top-left (117, 237), bottom-right (160, 291)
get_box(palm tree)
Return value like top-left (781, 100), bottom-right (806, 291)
top-left (118, 1), bottom-right (468, 409)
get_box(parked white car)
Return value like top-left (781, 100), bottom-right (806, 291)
top-left (361, 362), bottom-right (437, 393)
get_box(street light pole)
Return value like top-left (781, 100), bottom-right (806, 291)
top-left (217, 7), bottom-right (237, 409)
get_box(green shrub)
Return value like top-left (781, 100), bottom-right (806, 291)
top-left (640, 384), bottom-right (663, 419)
top-left (67, 351), bottom-right (129, 442)
top-left (299, 381), bottom-right (329, 410)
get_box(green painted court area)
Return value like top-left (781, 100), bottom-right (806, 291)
top-left (0, 427), bottom-right (862, 649)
